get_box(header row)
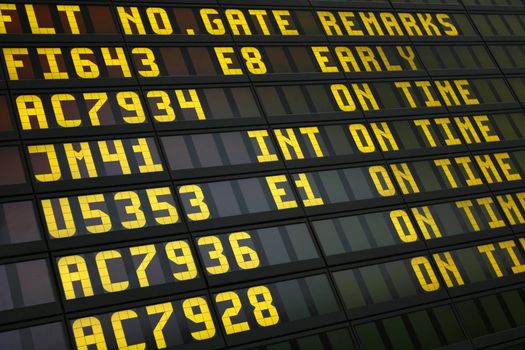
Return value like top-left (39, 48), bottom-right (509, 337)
top-left (0, 4), bottom-right (524, 40)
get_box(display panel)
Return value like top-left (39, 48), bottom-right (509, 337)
top-left (313, 189), bottom-right (525, 266)
top-left (354, 303), bottom-right (470, 349)
top-left (210, 273), bottom-right (343, 345)
top-left (146, 86), bottom-right (264, 130)
top-left (456, 284), bottom-right (525, 346)
top-left (2, 1), bottom-right (525, 349)
top-left (115, 5), bottom-right (230, 39)
top-left (161, 129), bottom-right (283, 177)
top-left (0, 321), bottom-right (69, 350)
top-left (55, 237), bottom-right (203, 307)
top-left (70, 293), bottom-right (224, 350)
top-left (0, 259), bottom-right (55, 312)
top-left (177, 174), bottom-right (303, 229)
top-left (240, 326), bottom-right (358, 350)
top-left (26, 136), bottom-right (166, 191)
top-left (13, 89), bottom-right (152, 137)
top-left (470, 14), bottom-right (525, 40)
top-left (0, 199), bottom-right (42, 258)
top-left (69, 273), bottom-right (343, 348)
top-left (41, 185), bottom-right (183, 244)
top-left (334, 237), bottom-right (525, 316)
top-left (0, 4), bottom-right (118, 36)
top-left (0, 146), bottom-right (30, 196)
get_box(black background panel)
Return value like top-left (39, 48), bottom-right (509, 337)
top-left (2, 1), bottom-right (525, 349)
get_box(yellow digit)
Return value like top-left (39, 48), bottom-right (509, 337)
top-left (182, 297), bottom-right (216, 340)
top-left (132, 138), bottom-right (163, 173)
top-left (78, 194), bottom-right (112, 234)
top-left (114, 191), bottom-right (146, 229)
top-left (101, 47), bottom-right (132, 77)
top-left (147, 90), bottom-right (175, 122)
top-left (216, 291), bottom-right (250, 334)
top-left (71, 48), bottom-right (100, 79)
top-left (129, 244), bottom-right (156, 287)
top-left (241, 47), bottom-right (267, 74)
top-left (83, 92), bottom-right (108, 126)
top-left (198, 236), bottom-right (229, 274)
top-left (179, 185), bottom-right (210, 221)
top-left (247, 286), bottom-right (279, 327)
top-left (175, 89), bottom-right (206, 120)
top-left (116, 91), bottom-right (146, 124)
top-left (98, 140), bottom-right (131, 175)
top-left (146, 302), bottom-right (173, 349)
top-left (229, 232), bottom-right (260, 270)
top-left (146, 187), bottom-right (179, 225)
top-left (131, 48), bottom-right (160, 77)
top-left (165, 241), bottom-right (198, 281)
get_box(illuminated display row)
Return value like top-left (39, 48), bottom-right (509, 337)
top-left (1, 188), bottom-right (525, 317)
top-left (0, 144), bottom-right (523, 220)
top-left (2, 243), bottom-right (525, 348)
top-left (1, 116), bottom-right (524, 241)
top-left (0, 5), bottom-right (524, 40)
top-left (13, 119), bottom-right (523, 177)
top-left (3, 186), bottom-right (524, 255)
top-left (1, 79), bottom-right (523, 141)
top-left (2, 45), bottom-right (525, 83)
top-left (5, 285), bottom-right (525, 350)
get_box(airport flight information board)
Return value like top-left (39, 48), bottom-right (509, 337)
top-left (2, 0), bottom-right (525, 349)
